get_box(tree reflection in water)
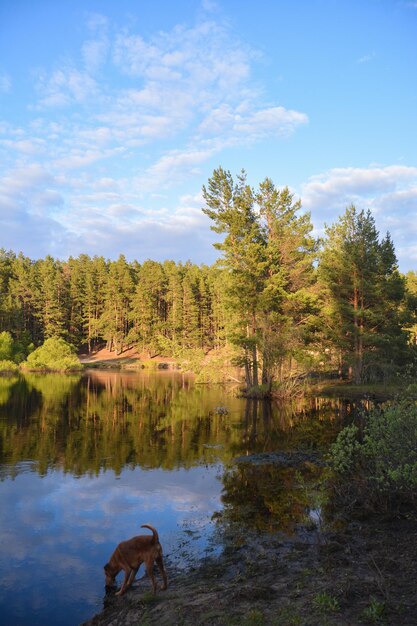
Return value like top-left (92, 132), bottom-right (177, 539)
top-left (0, 370), bottom-right (368, 534)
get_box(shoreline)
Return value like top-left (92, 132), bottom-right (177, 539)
top-left (81, 516), bottom-right (417, 626)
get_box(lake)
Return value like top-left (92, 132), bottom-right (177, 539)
top-left (0, 370), bottom-right (349, 625)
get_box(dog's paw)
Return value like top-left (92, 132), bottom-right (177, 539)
top-left (115, 590), bottom-right (122, 596)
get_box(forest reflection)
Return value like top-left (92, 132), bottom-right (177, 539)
top-left (0, 371), bottom-right (366, 478)
top-left (0, 371), bottom-right (373, 536)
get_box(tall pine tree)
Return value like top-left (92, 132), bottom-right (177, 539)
top-left (319, 206), bottom-right (408, 383)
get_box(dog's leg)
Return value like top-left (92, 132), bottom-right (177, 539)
top-left (115, 569), bottom-right (131, 596)
top-left (156, 555), bottom-right (168, 590)
top-left (126, 566), bottom-right (139, 589)
top-left (145, 559), bottom-right (158, 593)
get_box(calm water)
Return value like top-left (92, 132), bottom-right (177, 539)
top-left (0, 370), bottom-right (350, 625)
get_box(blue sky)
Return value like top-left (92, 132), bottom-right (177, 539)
top-left (1, 0), bottom-right (417, 270)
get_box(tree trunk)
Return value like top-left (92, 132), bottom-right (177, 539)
top-left (353, 279), bottom-right (362, 384)
top-left (244, 354), bottom-right (252, 388)
top-left (252, 343), bottom-right (259, 387)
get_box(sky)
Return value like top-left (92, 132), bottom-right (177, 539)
top-left (1, 0), bottom-right (417, 271)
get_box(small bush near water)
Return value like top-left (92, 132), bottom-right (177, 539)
top-left (0, 359), bottom-right (19, 373)
top-left (21, 337), bottom-right (81, 372)
top-left (328, 399), bottom-right (417, 515)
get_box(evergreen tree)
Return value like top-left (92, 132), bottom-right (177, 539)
top-left (319, 206), bottom-right (408, 383)
top-left (404, 271), bottom-right (417, 347)
top-left (34, 256), bottom-right (69, 340)
top-left (203, 167), bottom-right (266, 388)
top-left (85, 256), bottom-right (108, 352)
top-left (66, 256), bottom-right (87, 348)
top-left (182, 263), bottom-right (201, 349)
top-left (130, 260), bottom-right (166, 355)
top-left (256, 179), bottom-right (318, 386)
top-left (163, 260), bottom-right (184, 348)
top-left (206, 265), bottom-right (227, 350)
top-left (203, 167), bottom-right (317, 391)
top-left (0, 249), bottom-right (17, 333)
top-left (9, 253), bottom-right (40, 341)
top-left (100, 255), bottom-right (135, 353)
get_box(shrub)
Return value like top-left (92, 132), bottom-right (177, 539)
top-left (0, 359), bottom-right (19, 373)
top-left (0, 331), bottom-right (14, 361)
top-left (0, 331), bottom-right (33, 364)
top-left (22, 337), bottom-right (81, 372)
top-left (329, 399), bottom-right (417, 513)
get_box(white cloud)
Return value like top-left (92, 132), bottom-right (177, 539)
top-left (82, 37), bottom-right (109, 72)
top-left (357, 51), bottom-right (376, 64)
top-left (302, 165), bottom-right (417, 212)
top-left (135, 147), bottom-right (216, 193)
top-left (1, 10), bottom-right (308, 264)
top-left (0, 72), bottom-right (11, 93)
top-left (35, 67), bottom-right (99, 108)
top-left (233, 106), bottom-right (308, 138)
top-left (301, 164), bottom-right (417, 271)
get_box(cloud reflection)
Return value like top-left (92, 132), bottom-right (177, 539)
top-left (0, 464), bottom-right (222, 625)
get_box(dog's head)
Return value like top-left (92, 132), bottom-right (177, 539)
top-left (104, 562), bottom-right (117, 588)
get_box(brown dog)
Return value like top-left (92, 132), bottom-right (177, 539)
top-left (104, 524), bottom-right (168, 596)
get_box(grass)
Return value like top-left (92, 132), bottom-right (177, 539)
top-left (272, 606), bottom-right (303, 625)
top-left (313, 380), bottom-right (404, 399)
top-left (361, 597), bottom-right (385, 623)
top-left (140, 591), bottom-right (161, 605)
top-left (312, 591), bottom-right (340, 614)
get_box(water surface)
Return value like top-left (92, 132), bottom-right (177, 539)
top-left (0, 370), bottom-right (347, 625)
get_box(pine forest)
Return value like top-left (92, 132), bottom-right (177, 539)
top-left (2, 168), bottom-right (417, 389)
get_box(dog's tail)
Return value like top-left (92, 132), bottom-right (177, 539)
top-left (141, 524), bottom-right (159, 544)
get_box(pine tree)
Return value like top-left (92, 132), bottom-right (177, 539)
top-left (203, 168), bottom-right (317, 391)
top-left (85, 256), bottom-right (108, 352)
top-left (100, 255), bottom-right (135, 353)
top-left (182, 263), bottom-right (201, 349)
top-left (34, 256), bottom-right (69, 341)
top-left (163, 260), bottom-right (184, 349)
top-left (9, 253), bottom-right (40, 342)
top-left (130, 260), bottom-right (166, 355)
top-left (203, 167), bottom-right (266, 388)
top-left (256, 180), bottom-right (318, 386)
top-left (319, 206), bottom-right (408, 383)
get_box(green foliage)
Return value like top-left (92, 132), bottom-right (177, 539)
top-left (272, 606), bottom-right (302, 625)
top-left (0, 331), bottom-right (14, 360)
top-left (319, 206), bottom-right (409, 384)
top-left (361, 597), bottom-right (385, 623)
top-left (0, 359), bottom-right (19, 373)
top-left (241, 609), bottom-right (265, 626)
top-left (203, 167), bottom-right (318, 390)
top-left (406, 382), bottom-right (417, 395)
top-left (22, 337), bottom-right (81, 371)
top-left (244, 384), bottom-right (271, 399)
top-left (328, 424), bottom-right (362, 474)
top-left (312, 591), bottom-right (340, 613)
top-left (329, 399), bottom-right (417, 511)
top-left (0, 330), bottom-right (31, 364)
top-left (0, 176), bottom-right (415, 384)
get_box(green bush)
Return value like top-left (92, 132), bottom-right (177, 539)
top-left (0, 359), bottom-right (19, 373)
top-left (0, 331), bottom-right (33, 364)
top-left (0, 331), bottom-right (14, 361)
top-left (329, 400), bottom-right (417, 513)
top-left (22, 337), bottom-right (81, 372)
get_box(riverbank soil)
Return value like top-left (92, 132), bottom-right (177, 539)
top-left (82, 516), bottom-right (417, 626)
top-left (79, 347), bottom-right (176, 368)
